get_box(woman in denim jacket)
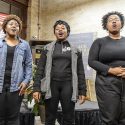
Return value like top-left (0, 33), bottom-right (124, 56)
top-left (0, 15), bottom-right (32, 125)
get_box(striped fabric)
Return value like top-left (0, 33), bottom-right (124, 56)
top-left (0, 13), bottom-right (8, 23)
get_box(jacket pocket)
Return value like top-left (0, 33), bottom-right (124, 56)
top-left (18, 48), bottom-right (25, 56)
top-left (41, 77), bottom-right (47, 93)
top-left (17, 48), bottom-right (25, 63)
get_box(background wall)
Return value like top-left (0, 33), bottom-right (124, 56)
top-left (27, 0), bottom-right (43, 40)
top-left (27, 0), bottom-right (125, 41)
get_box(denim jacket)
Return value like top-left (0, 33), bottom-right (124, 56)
top-left (0, 38), bottom-right (32, 93)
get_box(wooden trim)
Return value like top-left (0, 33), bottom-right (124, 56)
top-left (29, 40), bottom-right (52, 46)
top-left (1, 0), bottom-right (28, 8)
top-left (14, 0), bottom-right (28, 5)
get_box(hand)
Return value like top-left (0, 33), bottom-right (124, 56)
top-left (117, 71), bottom-right (125, 78)
top-left (33, 92), bottom-right (41, 102)
top-left (78, 95), bottom-right (86, 105)
top-left (18, 82), bottom-right (27, 96)
top-left (108, 67), bottom-right (125, 76)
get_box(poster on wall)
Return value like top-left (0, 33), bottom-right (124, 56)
top-left (68, 32), bottom-right (96, 79)
top-left (0, 13), bottom-right (8, 38)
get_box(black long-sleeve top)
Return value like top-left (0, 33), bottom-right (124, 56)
top-left (51, 40), bottom-right (72, 81)
top-left (88, 36), bottom-right (125, 76)
top-left (33, 40), bottom-right (86, 95)
top-left (4, 45), bottom-right (16, 85)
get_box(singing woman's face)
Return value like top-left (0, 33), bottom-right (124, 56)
top-left (5, 19), bottom-right (20, 37)
top-left (54, 24), bottom-right (68, 41)
top-left (106, 14), bottom-right (122, 35)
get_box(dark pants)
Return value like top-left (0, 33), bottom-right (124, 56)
top-left (45, 80), bottom-right (75, 125)
top-left (0, 84), bottom-right (23, 125)
top-left (96, 75), bottom-right (125, 125)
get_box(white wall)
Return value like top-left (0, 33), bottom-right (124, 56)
top-left (41, 0), bottom-right (125, 40)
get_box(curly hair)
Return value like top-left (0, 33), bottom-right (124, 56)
top-left (102, 11), bottom-right (124, 30)
top-left (53, 20), bottom-right (70, 36)
top-left (2, 14), bottom-right (22, 34)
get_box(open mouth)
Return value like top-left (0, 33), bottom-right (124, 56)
top-left (58, 32), bottom-right (64, 37)
top-left (112, 24), bottom-right (117, 28)
top-left (11, 29), bottom-right (17, 32)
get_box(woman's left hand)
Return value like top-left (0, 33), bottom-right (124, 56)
top-left (18, 82), bottom-right (27, 96)
top-left (117, 71), bottom-right (125, 78)
top-left (78, 95), bottom-right (86, 105)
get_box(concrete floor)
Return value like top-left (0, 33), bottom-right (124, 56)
top-left (35, 116), bottom-right (44, 125)
top-left (35, 116), bottom-right (60, 125)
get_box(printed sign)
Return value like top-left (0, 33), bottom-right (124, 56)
top-left (68, 33), bottom-right (96, 79)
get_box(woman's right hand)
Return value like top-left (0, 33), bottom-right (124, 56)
top-left (108, 67), bottom-right (125, 76)
top-left (33, 92), bottom-right (41, 102)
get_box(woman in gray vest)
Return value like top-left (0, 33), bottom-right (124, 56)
top-left (33, 20), bottom-right (86, 125)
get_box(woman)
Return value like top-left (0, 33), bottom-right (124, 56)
top-left (33, 20), bottom-right (86, 125)
top-left (0, 15), bottom-right (32, 125)
top-left (88, 11), bottom-right (125, 125)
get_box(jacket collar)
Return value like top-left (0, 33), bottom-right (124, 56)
top-left (46, 41), bottom-right (78, 54)
top-left (0, 36), bottom-right (23, 47)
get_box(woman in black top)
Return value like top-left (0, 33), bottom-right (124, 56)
top-left (33, 20), bottom-right (86, 125)
top-left (88, 11), bottom-right (125, 125)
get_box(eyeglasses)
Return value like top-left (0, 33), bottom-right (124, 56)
top-left (107, 18), bottom-right (120, 22)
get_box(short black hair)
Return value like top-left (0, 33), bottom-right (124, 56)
top-left (53, 20), bottom-right (70, 36)
top-left (102, 11), bottom-right (124, 30)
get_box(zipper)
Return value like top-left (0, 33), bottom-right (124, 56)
top-left (61, 41), bottom-right (63, 54)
